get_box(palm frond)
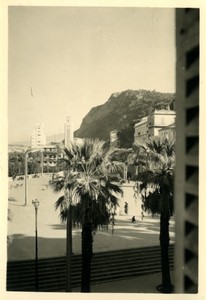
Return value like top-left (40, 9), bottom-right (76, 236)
top-left (54, 195), bottom-right (65, 209)
top-left (63, 146), bottom-right (75, 161)
top-left (105, 181), bottom-right (122, 196)
top-left (49, 176), bottom-right (65, 193)
top-left (134, 141), bottom-right (148, 153)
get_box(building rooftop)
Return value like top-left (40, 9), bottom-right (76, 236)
top-left (152, 109), bottom-right (176, 115)
top-left (134, 117), bottom-right (148, 127)
top-left (158, 122), bottom-right (176, 131)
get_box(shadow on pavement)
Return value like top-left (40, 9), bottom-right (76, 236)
top-left (49, 224), bottom-right (66, 230)
top-left (8, 234), bottom-right (67, 261)
top-left (7, 215), bottom-right (175, 260)
top-left (8, 197), bottom-right (17, 202)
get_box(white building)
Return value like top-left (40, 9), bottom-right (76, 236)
top-left (158, 122), bottom-right (176, 141)
top-left (73, 137), bottom-right (84, 146)
top-left (134, 117), bottom-right (148, 144)
top-left (64, 116), bottom-right (73, 148)
top-left (134, 109), bottom-right (176, 144)
top-left (31, 123), bottom-right (47, 149)
top-left (41, 145), bottom-right (63, 169)
top-left (147, 109), bottom-right (176, 137)
top-left (110, 130), bottom-right (119, 147)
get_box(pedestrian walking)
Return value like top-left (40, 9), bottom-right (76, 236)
top-left (131, 216), bottom-right (136, 223)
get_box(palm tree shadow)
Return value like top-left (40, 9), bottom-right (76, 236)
top-left (8, 197), bottom-right (25, 206)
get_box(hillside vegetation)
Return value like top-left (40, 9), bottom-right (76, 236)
top-left (74, 89), bottom-right (175, 147)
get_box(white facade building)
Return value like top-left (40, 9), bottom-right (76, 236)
top-left (41, 145), bottom-right (62, 168)
top-left (159, 122), bottom-right (176, 140)
top-left (147, 109), bottom-right (176, 137)
top-left (31, 123), bottom-right (47, 148)
top-left (134, 109), bottom-right (176, 144)
top-left (64, 116), bottom-right (73, 148)
top-left (73, 137), bottom-right (84, 146)
top-left (110, 130), bottom-right (119, 147)
top-left (134, 117), bottom-right (148, 144)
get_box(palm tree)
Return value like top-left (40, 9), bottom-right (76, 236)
top-left (136, 137), bottom-right (175, 293)
top-left (51, 171), bottom-right (79, 291)
top-left (129, 142), bottom-right (152, 175)
top-left (50, 139), bottom-right (122, 292)
top-left (73, 177), bottom-right (121, 292)
top-left (108, 147), bottom-right (133, 180)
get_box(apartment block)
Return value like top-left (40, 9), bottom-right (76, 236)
top-left (31, 123), bottom-right (47, 149)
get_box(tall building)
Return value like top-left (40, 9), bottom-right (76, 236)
top-left (64, 116), bottom-right (73, 148)
top-left (30, 123), bottom-right (47, 148)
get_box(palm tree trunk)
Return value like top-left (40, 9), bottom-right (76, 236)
top-left (158, 213), bottom-right (172, 293)
top-left (81, 222), bottom-right (93, 292)
top-left (66, 205), bottom-right (73, 292)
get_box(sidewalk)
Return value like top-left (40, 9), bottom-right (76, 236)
top-left (72, 271), bottom-right (175, 293)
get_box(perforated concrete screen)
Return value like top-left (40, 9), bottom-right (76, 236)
top-left (175, 8), bottom-right (199, 293)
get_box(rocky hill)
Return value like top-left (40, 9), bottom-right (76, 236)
top-left (74, 89), bottom-right (175, 146)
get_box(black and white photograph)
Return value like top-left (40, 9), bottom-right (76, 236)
top-left (0, 1), bottom-right (205, 298)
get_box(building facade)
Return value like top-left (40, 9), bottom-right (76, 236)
top-left (147, 109), bottom-right (176, 137)
top-left (134, 109), bottom-right (176, 144)
top-left (110, 130), bottom-right (119, 148)
top-left (158, 122), bottom-right (176, 141)
top-left (64, 116), bottom-right (73, 148)
top-left (134, 117), bottom-right (148, 144)
top-left (41, 144), bottom-right (62, 170)
top-left (175, 8), bottom-right (199, 293)
top-left (31, 123), bottom-right (47, 148)
top-left (73, 137), bottom-right (84, 146)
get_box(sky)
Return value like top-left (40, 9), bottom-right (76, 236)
top-left (8, 6), bottom-right (176, 144)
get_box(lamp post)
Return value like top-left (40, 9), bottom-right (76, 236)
top-left (24, 148), bottom-right (44, 206)
top-left (32, 198), bottom-right (40, 291)
top-left (24, 151), bottom-right (29, 206)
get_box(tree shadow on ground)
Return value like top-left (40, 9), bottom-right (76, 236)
top-left (7, 214), bottom-right (175, 261)
top-left (49, 224), bottom-right (66, 230)
top-left (91, 216), bottom-right (175, 253)
top-left (8, 197), bottom-right (17, 202)
top-left (9, 203), bottom-right (26, 207)
top-left (114, 216), bottom-right (175, 233)
top-left (8, 234), bottom-right (67, 261)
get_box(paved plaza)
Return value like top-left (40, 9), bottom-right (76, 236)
top-left (7, 175), bottom-right (175, 261)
